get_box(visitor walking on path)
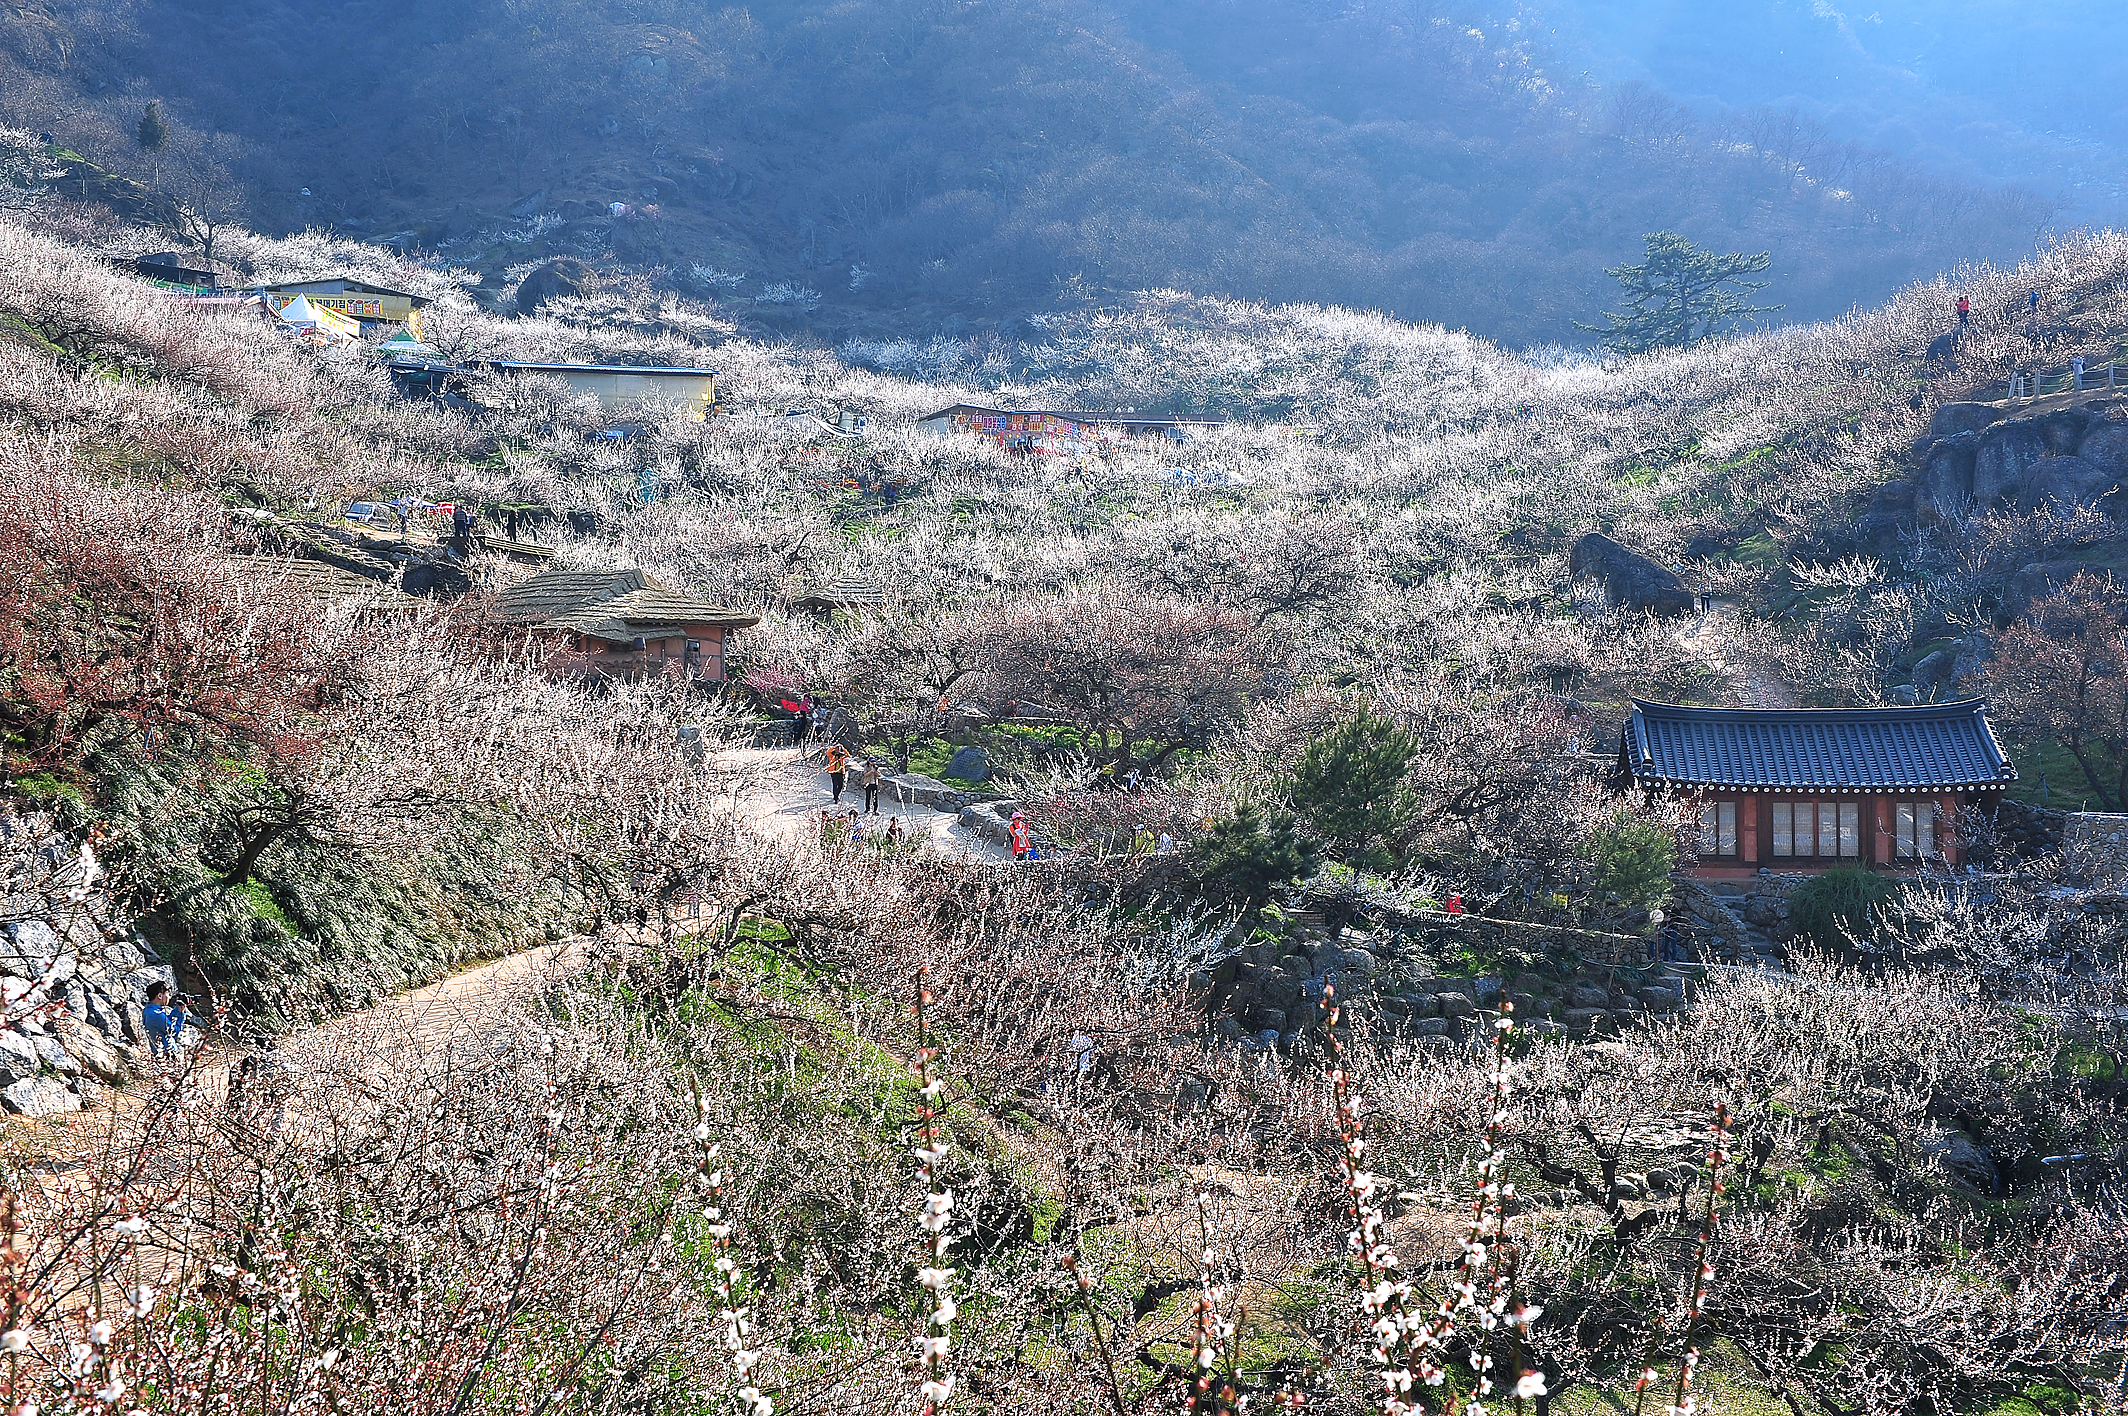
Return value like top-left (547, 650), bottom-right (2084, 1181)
top-left (860, 757), bottom-right (883, 814)
top-left (2074, 355), bottom-right (2086, 391)
top-left (1009, 811), bottom-right (1031, 861)
top-left (1956, 295), bottom-right (1970, 327)
top-left (792, 696), bottom-right (813, 746)
top-left (824, 742), bottom-right (849, 803)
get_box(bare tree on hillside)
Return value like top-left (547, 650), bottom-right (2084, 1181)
top-left (985, 592), bottom-right (1283, 778)
top-left (1985, 572), bottom-right (2128, 810)
top-left (167, 134), bottom-right (245, 269)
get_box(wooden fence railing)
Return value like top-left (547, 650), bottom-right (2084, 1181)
top-left (1981, 362), bottom-right (2123, 403)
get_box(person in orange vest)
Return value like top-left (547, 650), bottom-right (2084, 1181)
top-left (1009, 812), bottom-right (1031, 861)
top-left (824, 741), bottom-right (849, 803)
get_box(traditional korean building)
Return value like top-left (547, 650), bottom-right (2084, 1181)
top-left (496, 567), bottom-right (756, 682)
top-left (1619, 699), bottom-right (2018, 877)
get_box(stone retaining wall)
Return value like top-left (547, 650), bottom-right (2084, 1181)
top-left (2, 805), bottom-right (167, 1117)
top-left (1194, 914), bottom-right (1685, 1048)
top-left (2063, 812), bottom-right (2128, 887)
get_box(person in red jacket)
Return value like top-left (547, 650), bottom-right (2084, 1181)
top-left (1956, 294), bottom-right (1970, 327)
top-left (1009, 812), bottom-right (1031, 861)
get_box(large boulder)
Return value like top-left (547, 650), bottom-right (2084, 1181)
top-left (2019, 455), bottom-right (2115, 513)
top-left (1569, 533), bottom-right (1695, 616)
top-left (1916, 433), bottom-right (1977, 523)
top-left (2077, 421), bottom-right (2128, 475)
top-left (0, 1029), bottom-right (39, 1083)
top-left (2002, 562), bottom-right (2067, 622)
top-left (1928, 402), bottom-right (2003, 438)
top-left (1910, 648), bottom-right (1955, 693)
top-left (1, 1076), bottom-right (78, 1117)
top-left (2034, 408), bottom-right (2093, 454)
top-left (1921, 1127), bottom-right (1998, 1193)
top-left (1, 920), bottom-right (61, 977)
top-left (943, 745), bottom-right (991, 785)
top-left (515, 257), bottom-right (595, 315)
top-left (1973, 421), bottom-right (2051, 504)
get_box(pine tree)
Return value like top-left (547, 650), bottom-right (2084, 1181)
top-left (137, 101), bottom-right (170, 154)
top-left (1286, 708), bottom-right (1419, 871)
top-left (1190, 804), bottom-right (1320, 910)
top-left (1578, 231), bottom-right (1781, 357)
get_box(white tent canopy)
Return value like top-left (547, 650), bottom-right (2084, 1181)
top-left (274, 292), bottom-right (357, 345)
top-left (276, 294), bottom-right (328, 326)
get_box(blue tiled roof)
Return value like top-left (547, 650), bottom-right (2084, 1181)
top-left (1624, 699), bottom-right (2016, 791)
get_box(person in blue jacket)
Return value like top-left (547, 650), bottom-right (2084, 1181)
top-left (142, 982), bottom-right (193, 1059)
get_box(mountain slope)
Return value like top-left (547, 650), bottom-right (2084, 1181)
top-left (0, 0), bottom-right (2054, 345)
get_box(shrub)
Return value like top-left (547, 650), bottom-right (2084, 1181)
top-left (1286, 706), bottom-right (1419, 872)
top-left (1786, 864), bottom-right (1899, 948)
top-left (1581, 812), bottom-right (1676, 912)
top-left (1188, 802), bottom-right (1319, 909)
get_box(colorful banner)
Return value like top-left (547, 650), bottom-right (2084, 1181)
top-left (271, 294), bottom-right (383, 318)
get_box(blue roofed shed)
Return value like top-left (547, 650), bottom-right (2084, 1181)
top-left (1620, 700), bottom-right (2016, 876)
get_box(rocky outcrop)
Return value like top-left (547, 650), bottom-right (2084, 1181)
top-left (515, 258), bottom-right (595, 315)
top-left (1915, 433), bottom-right (1977, 523)
top-left (3, 805), bottom-right (166, 1114)
top-left (1972, 421), bottom-right (2050, 503)
top-left (943, 746), bottom-right (991, 785)
top-left (1569, 533), bottom-right (1695, 616)
top-left (1909, 404), bottom-right (2128, 526)
top-left (1927, 402), bottom-right (2005, 439)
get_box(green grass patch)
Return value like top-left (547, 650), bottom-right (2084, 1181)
top-left (9, 770), bottom-right (84, 805)
top-left (232, 876), bottom-right (299, 934)
top-left (901, 737), bottom-right (992, 789)
top-left (1999, 734), bottom-right (2111, 810)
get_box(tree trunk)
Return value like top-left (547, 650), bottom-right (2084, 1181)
top-left (224, 818), bottom-right (294, 887)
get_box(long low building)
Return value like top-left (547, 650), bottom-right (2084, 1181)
top-left (479, 361), bottom-right (719, 418)
top-left (1619, 698), bottom-right (2018, 878)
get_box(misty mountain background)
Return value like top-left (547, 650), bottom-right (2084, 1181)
top-left (0, 0), bottom-right (2092, 347)
top-left (1517, 0), bottom-right (2128, 228)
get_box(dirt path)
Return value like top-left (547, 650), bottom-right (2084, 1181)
top-left (19, 740), bottom-right (1011, 1138)
top-left (708, 745), bottom-right (1008, 862)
